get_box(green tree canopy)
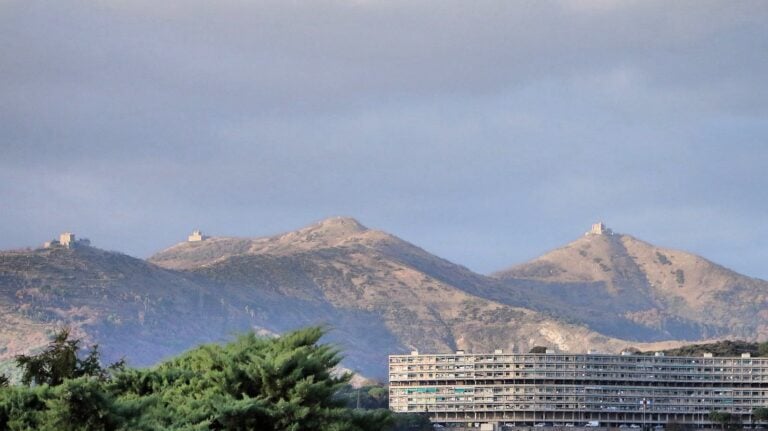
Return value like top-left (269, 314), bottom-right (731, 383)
top-left (15, 328), bottom-right (124, 386)
top-left (710, 411), bottom-right (731, 431)
top-left (710, 411), bottom-right (742, 431)
top-left (754, 407), bottom-right (768, 423)
top-left (1, 327), bottom-right (394, 431)
top-left (389, 412), bottom-right (432, 431)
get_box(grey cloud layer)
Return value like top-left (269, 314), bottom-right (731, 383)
top-left (1, 0), bottom-right (767, 277)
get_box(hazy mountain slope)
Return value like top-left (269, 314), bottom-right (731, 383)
top-left (150, 217), bottom-right (369, 270)
top-left (621, 234), bottom-right (768, 335)
top-left (0, 243), bottom-right (398, 375)
top-left (148, 237), bottom-right (254, 270)
top-left (491, 228), bottom-right (768, 341)
top-left (0, 246), bottom-right (249, 367)
top-left (7, 218), bottom-right (758, 379)
top-left (150, 218), bottom-right (684, 376)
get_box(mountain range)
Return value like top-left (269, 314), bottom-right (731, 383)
top-left (1, 217), bottom-right (766, 378)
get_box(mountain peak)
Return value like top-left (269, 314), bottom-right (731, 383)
top-left (312, 216), bottom-right (367, 233)
top-left (280, 216), bottom-right (368, 246)
top-left (490, 225), bottom-right (768, 342)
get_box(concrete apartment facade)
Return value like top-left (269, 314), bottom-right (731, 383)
top-left (389, 351), bottom-right (768, 429)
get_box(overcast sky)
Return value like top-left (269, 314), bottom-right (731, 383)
top-left (1, 0), bottom-right (767, 278)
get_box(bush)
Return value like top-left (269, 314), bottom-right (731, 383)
top-left (710, 411), bottom-right (742, 431)
top-left (666, 419), bottom-right (691, 431)
top-left (15, 328), bottom-right (124, 386)
top-left (656, 252), bottom-right (672, 265)
top-left (1, 327), bottom-right (392, 430)
top-left (754, 407), bottom-right (768, 423)
top-left (390, 413), bottom-right (432, 430)
top-left (674, 269), bottom-right (685, 285)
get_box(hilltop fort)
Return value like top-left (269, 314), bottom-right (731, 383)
top-left (187, 229), bottom-right (208, 242)
top-left (585, 221), bottom-right (613, 236)
top-left (43, 232), bottom-right (91, 249)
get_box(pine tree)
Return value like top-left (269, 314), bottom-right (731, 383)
top-left (1, 327), bottom-right (395, 430)
top-left (15, 328), bottom-right (123, 386)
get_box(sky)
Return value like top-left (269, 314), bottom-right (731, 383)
top-left (1, 0), bottom-right (767, 278)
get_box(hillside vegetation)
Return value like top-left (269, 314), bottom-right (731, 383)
top-left (0, 246), bottom-right (251, 368)
top-left (648, 340), bottom-right (768, 358)
top-left (492, 230), bottom-right (768, 342)
top-left (150, 218), bottom-right (685, 373)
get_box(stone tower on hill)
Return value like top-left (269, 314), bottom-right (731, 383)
top-left (60, 232), bottom-right (75, 247)
top-left (188, 229), bottom-right (208, 242)
top-left (586, 222), bottom-right (612, 236)
top-left (43, 232), bottom-right (91, 248)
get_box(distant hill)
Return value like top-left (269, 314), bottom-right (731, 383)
top-left (0, 245), bottom-right (243, 367)
top-left (646, 340), bottom-right (768, 358)
top-left (150, 217), bottom-right (682, 376)
top-left (489, 226), bottom-right (768, 342)
top-left (2, 219), bottom-right (766, 378)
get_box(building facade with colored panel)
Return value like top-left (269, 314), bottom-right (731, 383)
top-left (389, 350), bottom-right (768, 428)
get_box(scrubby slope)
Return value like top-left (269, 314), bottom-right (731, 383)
top-left (492, 229), bottom-right (768, 341)
top-left (7, 219), bottom-right (756, 379)
top-left (0, 246), bottom-right (244, 367)
top-left (150, 218), bottom-right (685, 375)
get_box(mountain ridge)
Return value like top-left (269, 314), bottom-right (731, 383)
top-left (490, 227), bottom-right (768, 341)
top-left (1, 218), bottom-right (765, 378)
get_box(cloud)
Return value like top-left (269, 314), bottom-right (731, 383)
top-left (0, 0), bottom-right (766, 278)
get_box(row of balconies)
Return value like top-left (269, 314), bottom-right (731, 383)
top-left (389, 401), bottom-right (761, 414)
top-left (390, 388), bottom-right (768, 404)
top-left (391, 396), bottom-right (767, 407)
top-left (391, 373), bottom-right (768, 381)
top-left (390, 364), bottom-right (768, 374)
top-left (393, 370), bottom-right (768, 377)
top-left (389, 355), bottom-right (768, 366)
top-left (392, 392), bottom-right (768, 401)
top-left (392, 397), bottom-right (757, 405)
top-left (391, 385), bottom-right (759, 393)
top-left (389, 373), bottom-right (768, 382)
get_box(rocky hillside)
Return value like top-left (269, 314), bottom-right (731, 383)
top-left (2, 218), bottom-right (765, 378)
top-left (149, 217), bottom-right (683, 375)
top-left (0, 245), bottom-right (250, 367)
top-left (491, 226), bottom-right (768, 342)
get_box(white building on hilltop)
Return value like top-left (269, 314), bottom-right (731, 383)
top-left (43, 232), bottom-right (91, 249)
top-left (188, 229), bottom-right (208, 242)
top-left (586, 222), bottom-right (612, 236)
top-left (60, 232), bottom-right (75, 247)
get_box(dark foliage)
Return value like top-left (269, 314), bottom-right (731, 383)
top-left (656, 252), bottom-right (672, 265)
top-left (0, 327), bottom-right (393, 430)
top-left (710, 411), bottom-right (742, 431)
top-left (337, 384), bottom-right (389, 410)
top-left (754, 407), bottom-right (768, 423)
top-left (644, 340), bottom-right (768, 358)
top-left (15, 328), bottom-right (124, 386)
top-left (389, 413), bottom-right (432, 430)
top-left (666, 419), bottom-right (692, 431)
top-left (674, 269), bottom-right (685, 284)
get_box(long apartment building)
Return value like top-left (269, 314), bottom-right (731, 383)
top-left (389, 350), bottom-right (768, 428)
